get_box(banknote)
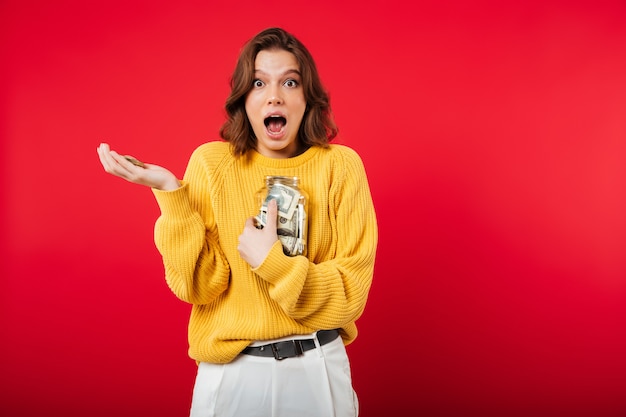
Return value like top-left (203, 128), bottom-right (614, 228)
top-left (294, 202), bottom-right (306, 255)
top-left (277, 214), bottom-right (298, 255)
top-left (255, 183), bottom-right (301, 226)
top-left (254, 183), bottom-right (306, 256)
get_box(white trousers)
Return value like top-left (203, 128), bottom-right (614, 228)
top-left (189, 332), bottom-right (359, 417)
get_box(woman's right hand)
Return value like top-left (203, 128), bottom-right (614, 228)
top-left (97, 143), bottom-right (181, 191)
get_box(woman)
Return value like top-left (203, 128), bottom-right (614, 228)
top-left (97, 27), bottom-right (377, 417)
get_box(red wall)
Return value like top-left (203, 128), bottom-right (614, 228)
top-left (1, 1), bottom-right (625, 416)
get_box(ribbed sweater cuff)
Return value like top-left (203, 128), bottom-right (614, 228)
top-left (253, 241), bottom-right (305, 286)
top-left (151, 181), bottom-right (195, 219)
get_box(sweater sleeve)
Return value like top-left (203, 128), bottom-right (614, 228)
top-left (253, 148), bottom-right (378, 329)
top-left (152, 146), bottom-right (231, 305)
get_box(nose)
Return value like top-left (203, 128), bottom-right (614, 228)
top-left (266, 85), bottom-right (283, 105)
top-left (267, 95), bottom-right (283, 105)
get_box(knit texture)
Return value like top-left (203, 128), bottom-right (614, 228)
top-left (152, 141), bottom-right (378, 364)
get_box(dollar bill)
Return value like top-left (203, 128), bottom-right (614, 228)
top-left (254, 203), bottom-right (300, 255)
top-left (255, 183), bottom-right (301, 227)
top-left (254, 183), bottom-right (306, 256)
top-left (277, 214), bottom-right (298, 255)
top-left (294, 203), bottom-right (306, 255)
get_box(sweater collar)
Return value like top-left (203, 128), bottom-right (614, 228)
top-left (247, 145), bottom-right (322, 168)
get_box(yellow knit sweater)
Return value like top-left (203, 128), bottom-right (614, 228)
top-left (152, 141), bottom-right (378, 364)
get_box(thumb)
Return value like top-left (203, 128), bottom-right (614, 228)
top-left (265, 198), bottom-right (278, 230)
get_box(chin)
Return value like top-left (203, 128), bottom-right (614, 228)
top-left (262, 136), bottom-right (294, 148)
top-left (258, 140), bottom-right (299, 157)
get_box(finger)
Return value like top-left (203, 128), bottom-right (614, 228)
top-left (99, 145), bottom-right (136, 178)
top-left (98, 143), bottom-right (119, 168)
top-left (109, 150), bottom-right (139, 175)
top-left (265, 199), bottom-right (278, 229)
top-left (243, 217), bottom-right (256, 230)
top-left (97, 143), bottom-right (117, 173)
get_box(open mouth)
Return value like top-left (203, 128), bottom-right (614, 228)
top-left (264, 115), bottom-right (287, 134)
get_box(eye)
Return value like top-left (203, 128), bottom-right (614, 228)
top-left (253, 79), bottom-right (264, 88)
top-left (284, 79), bottom-right (299, 88)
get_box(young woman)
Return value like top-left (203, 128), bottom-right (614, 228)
top-left (97, 27), bottom-right (377, 417)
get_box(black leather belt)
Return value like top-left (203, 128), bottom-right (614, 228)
top-left (241, 329), bottom-right (340, 360)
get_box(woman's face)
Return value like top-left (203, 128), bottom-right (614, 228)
top-left (245, 49), bottom-right (307, 158)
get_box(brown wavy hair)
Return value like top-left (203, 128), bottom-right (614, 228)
top-left (219, 27), bottom-right (338, 156)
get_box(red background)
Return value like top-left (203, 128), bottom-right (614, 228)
top-left (1, 1), bottom-right (625, 416)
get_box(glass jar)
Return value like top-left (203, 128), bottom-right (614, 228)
top-left (255, 176), bottom-right (308, 256)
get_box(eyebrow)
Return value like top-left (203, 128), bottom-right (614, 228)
top-left (254, 69), bottom-right (302, 77)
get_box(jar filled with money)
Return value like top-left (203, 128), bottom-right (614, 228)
top-left (255, 176), bottom-right (308, 256)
